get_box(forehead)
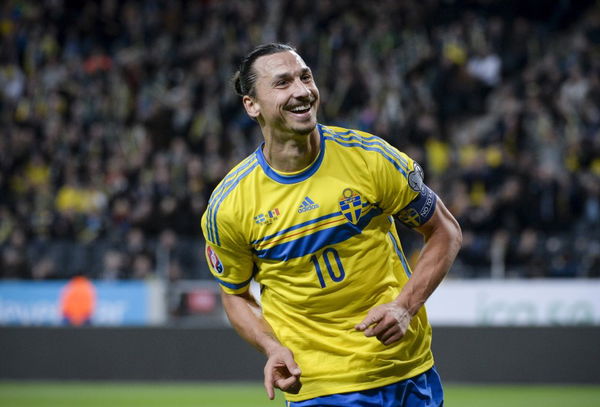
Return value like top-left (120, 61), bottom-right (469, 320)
top-left (253, 51), bottom-right (309, 78)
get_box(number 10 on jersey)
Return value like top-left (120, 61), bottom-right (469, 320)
top-left (310, 248), bottom-right (346, 288)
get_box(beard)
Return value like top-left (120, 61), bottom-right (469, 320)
top-left (289, 119), bottom-right (317, 136)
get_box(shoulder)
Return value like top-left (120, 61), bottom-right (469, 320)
top-left (320, 124), bottom-right (380, 142)
top-left (320, 124), bottom-right (411, 176)
top-left (202, 152), bottom-right (261, 245)
top-left (320, 124), bottom-right (400, 156)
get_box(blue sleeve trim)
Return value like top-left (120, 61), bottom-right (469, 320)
top-left (214, 275), bottom-right (253, 291)
top-left (396, 184), bottom-right (437, 228)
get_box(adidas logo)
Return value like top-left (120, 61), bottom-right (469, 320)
top-left (298, 196), bottom-right (320, 213)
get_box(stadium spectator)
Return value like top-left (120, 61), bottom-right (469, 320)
top-left (60, 275), bottom-right (96, 326)
top-left (0, 0), bottom-right (598, 280)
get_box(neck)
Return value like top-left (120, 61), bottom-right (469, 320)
top-left (262, 128), bottom-right (320, 172)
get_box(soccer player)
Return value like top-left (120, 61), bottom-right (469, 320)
top-left (201, 43), bottom-right (462, 406)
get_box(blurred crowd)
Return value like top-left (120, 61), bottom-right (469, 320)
top-left (0, 0), bottom-right (599, 281)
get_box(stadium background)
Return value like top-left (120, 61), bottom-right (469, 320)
top-left (1, 0), bottom-right (600, 405)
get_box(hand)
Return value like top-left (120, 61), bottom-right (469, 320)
top-left (264, 345), bottom-right (302, 400)
top-left (355, 302), bottom-right (412, 346)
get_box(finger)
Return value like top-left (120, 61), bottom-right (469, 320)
top-left (264, 366), bottom-right (275, 400)
top-left (264, 378), bottom-right (275, 400)
top-left (365, 316), bottom-right (392, 337)
top-left (365, 323), bottom-right (382, 337)
top-left (264, 380), bottom-right (275, 400)
top-left (377, 325), bottom-right (399, 344)
top-left (276, 375), bottom-right (302, 393)
top-left (285, 378), bottom-right (302, 394)
top-left (355, 309), bottom-right (383, 331)
top-left (382, 331), bottom-right (404, 346)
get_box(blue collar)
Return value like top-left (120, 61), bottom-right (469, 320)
top-left (256, 124), bottom-right (326, 184)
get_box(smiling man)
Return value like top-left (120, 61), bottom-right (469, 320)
top-left (201, 43), bottom-right (462, 407)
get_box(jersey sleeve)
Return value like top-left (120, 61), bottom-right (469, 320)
top-left (201, 209), bottom-right (254, 294)
top-left (370, 140), bottom-right (437, 228)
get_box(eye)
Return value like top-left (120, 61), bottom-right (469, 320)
top-left (274, 79), bottom-right (288, 87)
top-left (301, 73), bottom-right (312, 82)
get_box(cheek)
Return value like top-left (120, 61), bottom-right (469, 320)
top-left (259, 91), bottom-right (285, 112)
top-left (272, 95), bottom-right (289, 113)
top-left (310, 86), bottom-right (320, 101)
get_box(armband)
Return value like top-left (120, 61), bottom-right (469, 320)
top-left (396, 184), bottom-right (437, 228)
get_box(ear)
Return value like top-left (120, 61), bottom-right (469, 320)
top-left (242, 95), bottom-right (260, 119)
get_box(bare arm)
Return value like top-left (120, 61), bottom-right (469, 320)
top-left (356, 197), bottom-right (462, 344)
top-left (396, 196), bottom-right (462, 316)
top-left (221, 289), bottom-right (302, 399)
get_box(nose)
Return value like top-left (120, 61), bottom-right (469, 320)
top-left (292, 78), bottom-right (312, 99)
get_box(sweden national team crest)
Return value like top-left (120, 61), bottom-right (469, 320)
top-left (338, 188), bottom-right (362, 224)
top-left (397, 207), bottom-right (421, 228)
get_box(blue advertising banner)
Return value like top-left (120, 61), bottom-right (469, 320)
top-left (0, 280), bottom-right (153, 326)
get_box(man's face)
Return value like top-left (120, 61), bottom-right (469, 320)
top-left (244, 51), bottom-right (320, 136)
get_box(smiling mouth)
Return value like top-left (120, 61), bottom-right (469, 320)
top-left (288, 103), bottom-right (312, 114)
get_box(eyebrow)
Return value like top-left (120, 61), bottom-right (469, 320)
top-left (271, 67), bottom-right (312, 83)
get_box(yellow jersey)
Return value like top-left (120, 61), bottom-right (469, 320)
top-left (201, 124), bottom-right (438, 401)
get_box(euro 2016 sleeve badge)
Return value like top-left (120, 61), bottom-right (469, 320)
top-left (206, 245), bottom-right (224, 274)
top-left (338, 188), bottom-right (362, 224)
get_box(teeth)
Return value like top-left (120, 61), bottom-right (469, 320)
top-left (291, 104), bottom-right (310, 112)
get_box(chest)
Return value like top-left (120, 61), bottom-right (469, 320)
top-left (243, 170), bottom-right (382, 258)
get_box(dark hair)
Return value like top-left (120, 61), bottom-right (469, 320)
top-left (232, 43), bottom-right (295, 97)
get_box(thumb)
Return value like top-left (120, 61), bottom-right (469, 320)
top-left (283, 354), bottom-right (301, 377)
